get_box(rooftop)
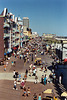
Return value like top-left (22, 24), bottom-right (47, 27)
top-left (23, 17), bottom-right (29, 19)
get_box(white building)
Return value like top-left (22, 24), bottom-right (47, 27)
top-left (32, 32), bottom-right (38, 38)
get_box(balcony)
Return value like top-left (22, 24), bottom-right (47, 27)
top-left (11, 37), bottom-right (15, 41)
top-left (12, 29), bottom-right (19, 33)
top-left (15, 36), bottom-right (19, 40)
top-left (4, 34), bottom-right (10, 39)
top-left (12, 42), bottom-right (15, 45)
top-left (4, 23), bottom-right (10, 28)
top-left (7, 19), bottom-right (10, 23)
top-left (15, 43), bottom-right (19, 46)
top-left (15, 29), bottom-right (19, 33)
top-left (12, 35), bottom-right (15, 37)
top-left (12, 28), bottom-right (16, 33)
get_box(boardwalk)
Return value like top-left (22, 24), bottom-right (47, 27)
top-left (0, 80), bottom-right (60, 100)
top-left (0, 45), bottom-right (64, 100)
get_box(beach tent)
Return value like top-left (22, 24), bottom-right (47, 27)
top-left (43, 89), bottom-right (52, 94)
top-left (42, 89), bottom-right (53, 100)
top-left (61, 92), bottom-right (67, 97)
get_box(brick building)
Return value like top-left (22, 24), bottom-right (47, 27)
top-left (0, 8), bottom-right (23, 62)
top-left (0, 16), bottom-right (4, 61)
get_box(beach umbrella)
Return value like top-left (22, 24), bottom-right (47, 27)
top-left (43, 89), bottom-right (52, 94)
top-left (61, 92), bottom-right (67, 97)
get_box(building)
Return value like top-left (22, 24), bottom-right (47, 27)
top-left (18, 17), bottom-right (23, 48)
top-left (23, 17), bottom-right (32, 37)
top-left (0, 15), bottom-right (4, 61)
top-left (23, 17), bottom-right (29, 32)
top-left (32, 32), bottom-right (39, 38)
top-left (23, 28), bottom-right (32, 37)
top-left (0, 8), bottom-right (23, 61)
top-left (42, 33), bottom-right (56, 39)
top-left (55, 38), bottom-right (67, 61)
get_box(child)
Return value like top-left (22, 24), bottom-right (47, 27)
top-left (35, 75), bottom-right (38, 84)
top-left (38, 94), bottom-right (41, 100)
top-left (24, 74), bottom-right (27, 80)
top-left (27, 87), bottom-right (30, 96)
top-left (4, 64), bottom-right (6, 71)
top-left (23, 87), bottom-right (26, 97)
top-left (11, 61), bottom-right (14, 66)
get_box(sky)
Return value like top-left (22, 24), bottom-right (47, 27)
top-left (0, 0), bottom-right (67, 36)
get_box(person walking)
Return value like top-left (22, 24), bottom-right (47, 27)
top-left (6, 61), bottom-right (8, 67)
top-left (25, 69), bottom-right (28, 76)
top-left (35, 75), bottom-right (38, 84)
top-left (60, 73), bottom-right (63, 84)
top-left (35, 53), bottom-right (37, 58)
top-left (40, 64), bottom-right (43, 71)
top-left (21, 78), bottom-right (25, 89)
top-left (11, 61), bottom-right (14, 66)
top-left (31, 53), bottom-right (33, 61)
top-left (41, 75), bottom-right (44, 84)
top-left (15, 71), bottom-right (19, 79)
top-left (27, 87), bottom-right (31, 96)
top-left (18, 73), bottom-right (21, 82)
top-left (38, 94), bottom-right (41, 100)
top-left (14, 61), bottom-right (16, 67)
top-left (13, 70), bottom-right (16, 78)
top-left (13, 79), bottom-right (18, 90)
top-left (29, 68), bottom-right (32, 77)
top-left (33, 93), bottom-right (38, 100)
top-left (27, 58), bottom-right (29, 63)
top-left (44, 75), bottom-right (47, 85)
top-left (22, 87), bottom-right (27, 97)
top-left (4, 64), bottom-right (6, 71)
top-left (59, 75), bottom-right (62, 84)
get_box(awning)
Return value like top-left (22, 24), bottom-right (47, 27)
top-left (13, 47), bottom-right (17, 50)
top-left (64, 59), bottom-right (67, 62)
top-left (4, 53), bottom-right (6, 56)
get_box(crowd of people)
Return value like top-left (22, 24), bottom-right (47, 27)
top-left (3, 38), bottom-right (63, 100)
top-left (11, 44), bottom-right (48, 100)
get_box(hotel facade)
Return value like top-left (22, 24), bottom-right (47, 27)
top-left (0, 8), bottom-right (23, 61)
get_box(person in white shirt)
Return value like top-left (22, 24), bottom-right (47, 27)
top-left (59, 76), bottom-right (62, 84)
top-left (13, 79), bottom-right (18, 90)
